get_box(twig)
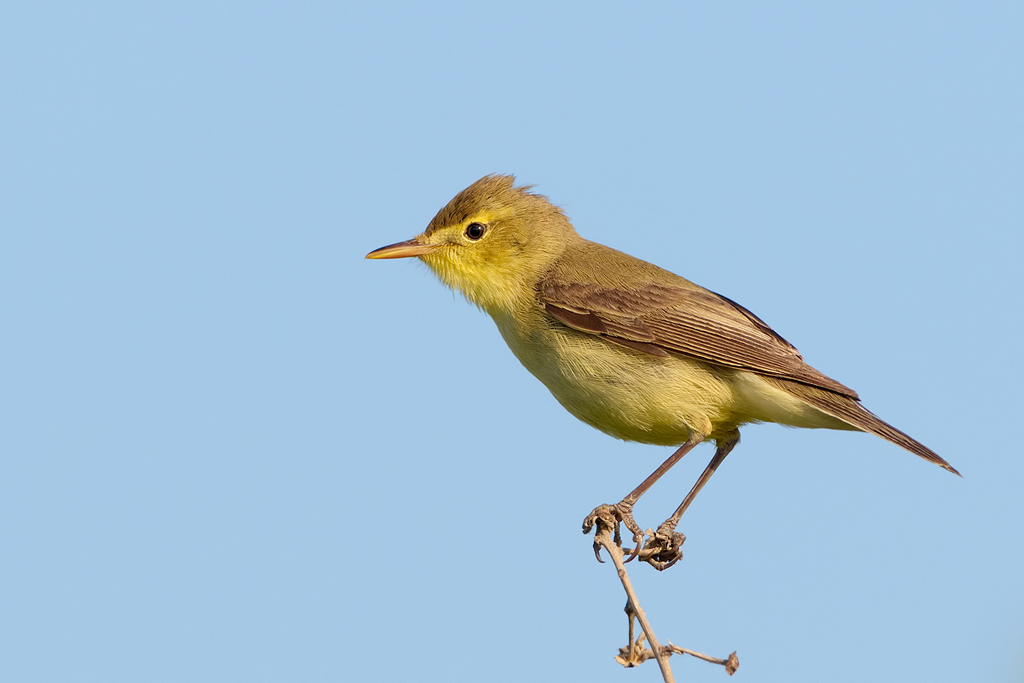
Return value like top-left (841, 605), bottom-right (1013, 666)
top-left (594, 524), bottom-right (676, 682)
top-left (592, 521), bottom-right (739, 680)
top-left (666, 644), bottom-right (740, 675)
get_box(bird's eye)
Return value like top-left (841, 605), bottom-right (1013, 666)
top-left (465, 223), bottom-right (487, 240)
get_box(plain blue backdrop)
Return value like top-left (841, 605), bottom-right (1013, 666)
top-left (2, 2), bottom-right (1021, 681)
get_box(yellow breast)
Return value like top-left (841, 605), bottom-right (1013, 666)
top-left (492, 310), bottom-right (745, 444)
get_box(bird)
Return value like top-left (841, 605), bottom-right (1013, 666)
top-left (366, 174), bottom-right (958, 570)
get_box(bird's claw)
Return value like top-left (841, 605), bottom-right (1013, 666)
top-left (583, 502), bottom-right (645, 562)
top-left (637, 523), bottom-right (686, 571)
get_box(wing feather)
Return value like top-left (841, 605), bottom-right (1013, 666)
top-left (540, 278), bottom-right (857, 398)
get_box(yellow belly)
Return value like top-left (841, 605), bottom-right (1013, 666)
top-left (493, 311), bottom-right (852, 445)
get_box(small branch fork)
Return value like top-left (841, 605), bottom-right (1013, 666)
top-left (593, 521), bottom-right (738, 682)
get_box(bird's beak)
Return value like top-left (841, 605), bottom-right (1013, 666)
top-left (365, 238), bottom-right (443, 260)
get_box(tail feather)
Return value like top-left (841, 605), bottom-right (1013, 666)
top-left (764, 377), bottom-right (960, 476)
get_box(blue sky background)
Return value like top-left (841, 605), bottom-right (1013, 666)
top-left (2, 2), bottom-right (1022, 682)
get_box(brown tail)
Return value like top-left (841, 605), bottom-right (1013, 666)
top-left (764, 377), bottom-right (960, 476)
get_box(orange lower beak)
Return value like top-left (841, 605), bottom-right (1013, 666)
top-left (365, 239), bottom-right (443, 260)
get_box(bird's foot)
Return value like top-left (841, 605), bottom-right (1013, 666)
top-left (583, 502), bottom-right (644, 563)
top-left (636, 522), bottom-right (686, 571)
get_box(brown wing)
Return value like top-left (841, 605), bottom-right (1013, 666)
top-left (539, 278), bottom-right (858, 398)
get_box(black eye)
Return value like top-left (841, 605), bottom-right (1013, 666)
top-left (465, 222), bottom-right (486, 240)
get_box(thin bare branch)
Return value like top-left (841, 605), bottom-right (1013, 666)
top-left (593, 523), bottom-right (675, 682)
top-left (591, 513), bottom-right (739, 680)
top-left (666, 643), bottom-right (740, 675)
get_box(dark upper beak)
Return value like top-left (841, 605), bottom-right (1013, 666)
top-left (365, 238), bottom-right (443, 260)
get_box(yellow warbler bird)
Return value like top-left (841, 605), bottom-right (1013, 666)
top-left (367, 174), bottom-right (958, 570)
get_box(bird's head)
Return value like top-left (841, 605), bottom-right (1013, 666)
top-left (366, 174), bottom-right (577, 314)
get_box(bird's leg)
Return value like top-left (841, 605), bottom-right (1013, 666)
top-left (639, 432), bottom-right (740, 571)
top-left (583, 434), bottom-right (704, 562)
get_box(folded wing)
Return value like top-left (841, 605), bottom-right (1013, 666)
top-left (539, 278), bottom-right (858, 398)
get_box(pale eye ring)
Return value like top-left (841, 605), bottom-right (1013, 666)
top-left (465, 223), bottom-right (486, 240)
